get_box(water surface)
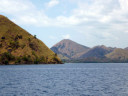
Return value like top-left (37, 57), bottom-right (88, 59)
top-left (0, 63), bottom-right (128, 96)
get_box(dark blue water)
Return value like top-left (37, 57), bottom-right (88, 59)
top-left (0, 63), bottom-right (128, 96)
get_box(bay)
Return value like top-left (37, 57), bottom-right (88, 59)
top-left (0, 63), bottom-right (128, 96)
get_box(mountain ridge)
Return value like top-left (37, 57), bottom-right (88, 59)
top-left (125, 47), bottom-right (128, 50)
top-left (51, 39), bottom-right (128, 63)
top-left (80, 45), bottom-right (114, 58)
top-left (51, 39), bottom-right (90, 59)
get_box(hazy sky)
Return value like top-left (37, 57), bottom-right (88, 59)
top-left (0, 0), bottom-right (128, 48)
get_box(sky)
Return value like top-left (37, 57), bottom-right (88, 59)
top-left (0, 0), bottom-right (128, 48)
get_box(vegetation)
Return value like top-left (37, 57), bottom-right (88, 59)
top-left (15, 57), bottom-right (21, 63)
top-left (34, 35), bottom-right (37, 39)
top-left (9, 41), bottom-right (19, 49)
top-left (1, 37), bottom-right (5, 40)
top-left (0, 15), bottom-right (62, 64)
top-left (51, 39), bottom-right (128, 63)
top-left (0, 52), bottom-right (15, 64)
top-left (0, 43), bottom-right (2, 48)
top-left (106, 48), bottom-right (128, 62)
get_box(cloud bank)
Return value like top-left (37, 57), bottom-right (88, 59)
top-left (0, 0), bottom-right (128, 28)
top-left (0, 0), bottom-right (128, 48)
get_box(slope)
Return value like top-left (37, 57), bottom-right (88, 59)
top-left (106, 48), bottom-right (128, 62)
top-left (80, 45), bottom-right (114, 58)
top-left (0, 15), bottom-right (62, 64)
top-left (51, 39), bottom-right (90, 59)
top-left (125, 47), bottom-right (128, 50)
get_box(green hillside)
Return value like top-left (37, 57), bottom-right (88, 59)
top-left (106, 48), bottom-right (128, 62)
top-left (0, 15), bottom-right (62, 64)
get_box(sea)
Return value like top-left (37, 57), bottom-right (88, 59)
top-left (0, 63), bottom-right (128, 96)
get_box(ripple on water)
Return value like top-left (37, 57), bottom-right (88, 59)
top-left (0, 63), bottom-right (128, 96)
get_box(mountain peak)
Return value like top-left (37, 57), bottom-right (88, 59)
top-left (62, 39), bottom-right (71, 41)
top-left (51, 39), bottom-right (90, 59)
top-left (80, 45), bottom-right (114, 58)
top-left (55, 39), bottom-right (87, 47)
top-left (94, 45), bottom-right (106, 48)
top-left (51, 39), bottom-right (128, 63)
top-left (60, 39), bottom-right (74, 43)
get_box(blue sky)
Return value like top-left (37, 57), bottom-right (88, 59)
top-left (0, 0), bottom-right (128, 48)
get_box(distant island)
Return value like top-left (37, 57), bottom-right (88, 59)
top-left (0, 15), bottom-right (62, 65)
top-left (51, 39), bottom-right (128, 63)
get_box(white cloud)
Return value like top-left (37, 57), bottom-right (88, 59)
top-left (0, 0), bottom-right (53, 26)
top-left (0, 0), bottom-right (128, 47)
top-left (62, 34), bottom-right (70, 39)
top-left (100, 16), bottom-right (111, 23)
top-left (46, 0), bottom-right (59, 8)
top-left (16, 16), bottom-right (37, 24)
top-left (56, 16), bottom-right (82, 26)
top-left (1, 0), bottom-right (128, 28)
top-left (124, 31), bottom-right (128, 33)
top-left (119, 0), bottom-right (128, 10)
top-left (0, 0), bottom-right (35, 14)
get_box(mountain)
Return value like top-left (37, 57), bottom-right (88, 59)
top-left (51, 39), bottom-right (90, 59)
top-left (51, 39), bottom-right (128, 63)
top-left (80, 45), bottom-right (114, 58)
top-left (106, 48), bottom-right (128, 62)
top-left (0, 15), bottom-right (62, 64)
top-left (125, 47), bottom-right (128, 50)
